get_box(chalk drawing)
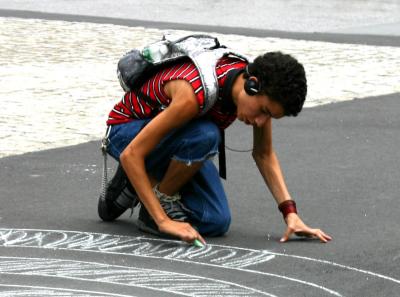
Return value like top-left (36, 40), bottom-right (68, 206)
top-left (0, 228), bottom-right (343, 296)
top-left (0, 228), bottom-right (275, 268)
top-left (0, 284), bottom-right (135, 297)
top-left (0, 256), bottom-right (277, 297)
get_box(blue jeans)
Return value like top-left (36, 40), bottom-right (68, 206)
top-left (106, 119), bottom-right (231, 236)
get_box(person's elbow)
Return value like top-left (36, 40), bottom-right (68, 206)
top-left (120, 144), bottom-right (142, 172)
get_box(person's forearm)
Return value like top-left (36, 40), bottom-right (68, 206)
top-left (252, 150), bottom-right (292, 205)
top-left (120, 150), bottom-right (169, 225)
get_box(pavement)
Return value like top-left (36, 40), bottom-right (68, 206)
top-left (1, 0), bottom-right (400, 40)
top-left (0, 1), bottom-right (399, 296)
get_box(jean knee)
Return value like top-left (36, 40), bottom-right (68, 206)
top-left (175, 121), bottom-right (220, 163)
top-left (207, 212), bottom-right (231, 236)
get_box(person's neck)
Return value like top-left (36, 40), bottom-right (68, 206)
top-left (232, 73), bottom-right (244, 107)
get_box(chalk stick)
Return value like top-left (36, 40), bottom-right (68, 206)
top-left (193, 239), bottom-right (205, 248)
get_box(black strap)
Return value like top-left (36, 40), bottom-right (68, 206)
top-left (221, 68), bottom-right (244, 113)
top-left (217, 68), bottom-right (244, 179)
top-left (218, 129), bottom-right (226, 179)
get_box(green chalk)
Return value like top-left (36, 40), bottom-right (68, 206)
top-left (193, 239), bottom-right (205, 248)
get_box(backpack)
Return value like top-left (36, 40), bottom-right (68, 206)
top-left (116, 34), bottom-right (249, 115)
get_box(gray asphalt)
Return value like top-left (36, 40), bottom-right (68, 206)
top-left (1, 0), bottom-right (400, 35)
top-left (1, 8), bottom-right (400, 47)
top-left (1, 94), bottom-right (400, 296)
top-left (1, 1), bottom-right (400, 296)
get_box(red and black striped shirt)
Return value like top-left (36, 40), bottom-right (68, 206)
top-left (107, 56), bottom-right (247, 130)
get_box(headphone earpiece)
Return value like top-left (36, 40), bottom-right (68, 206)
top-left (244, 77), bottom-right (260, 96)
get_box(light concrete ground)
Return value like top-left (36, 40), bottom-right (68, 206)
top-left (1, 17), bottom-right (399, 158)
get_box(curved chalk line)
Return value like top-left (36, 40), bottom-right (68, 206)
top-left (144, 234), bottom-right (400, 286)
top-left (0, 228), bottom-right (343, 296)
top-left (0, 256), bottom-right (277, 297)
top-left (0, 228), bottom-right (275, 268)
top-left (0, 284), bottom-right (136, 297)
top-left (268, 252), bottom-right (400, 285)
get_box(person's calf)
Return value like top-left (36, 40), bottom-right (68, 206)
top-left (158, 160), bottom-right (203, 196)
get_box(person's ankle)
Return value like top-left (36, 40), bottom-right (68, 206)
top-left (156, 183), bottom-right (176, 197)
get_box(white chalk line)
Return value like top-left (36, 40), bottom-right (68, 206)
top-left (0, 228), bottom-right (343, 297)
top-left (144, 235), bottom-right (400, 286)
top-left (268, 252), bottom-right (400, 285)
top-left (0, 245), bottom-right (341, 297)
top-left (0, 284), bottom-right (136, 297)
top-left (0, 228), bottom-right (275, 268)
top-left (0, 256), bottom-right (277, 297)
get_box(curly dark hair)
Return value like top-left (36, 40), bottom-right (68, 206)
top-left (247, 52), bottom-right (307, 117)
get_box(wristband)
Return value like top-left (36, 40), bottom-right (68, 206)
top-left (278, 200), bottom-right (297, 219)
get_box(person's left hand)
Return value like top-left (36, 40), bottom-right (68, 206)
top-left (280, 213), bottom-right (332, 243)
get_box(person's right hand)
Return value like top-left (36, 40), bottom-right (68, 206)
top-left (158, 218), bottom-right (206, 245)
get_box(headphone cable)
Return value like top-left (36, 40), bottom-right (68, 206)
top-left (225, 145), bottom-right (252, 153)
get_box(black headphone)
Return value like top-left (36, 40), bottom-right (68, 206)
top-left (244, 65), bottom-right (260, 96)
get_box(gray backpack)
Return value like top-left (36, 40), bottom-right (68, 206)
top-left (117, 34), bottom-right (249, 115)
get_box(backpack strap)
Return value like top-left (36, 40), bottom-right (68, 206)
top-left (217, 68), bottom-right (246, 180)
top-left (218, 129), bottom-right (226, 179)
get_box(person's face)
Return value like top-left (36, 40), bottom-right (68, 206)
top-left (236, 90), bottom-right (285, 127)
